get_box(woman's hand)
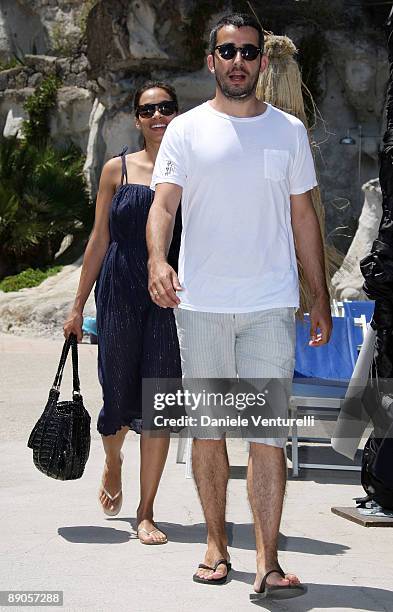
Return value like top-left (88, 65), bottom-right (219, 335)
top-left (63, 310), bottom-right (84, 342)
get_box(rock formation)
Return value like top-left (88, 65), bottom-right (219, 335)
top-left (0, 0), bottom-right (387, 204)
top-left (0, 0), bottom-right (390, 333)
top-left (331, 178), bottom-right (382, 300)
top-left (0, 259), bottom-right (96, 337)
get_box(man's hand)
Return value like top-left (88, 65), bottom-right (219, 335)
top-left (148, 259), bottom-right (182, 308)
top-left (291, 191), bottom-right (332, 347)
top-left (309, 294), bottom-right (332, 347)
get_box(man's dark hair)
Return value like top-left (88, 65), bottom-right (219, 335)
top-left (208, 13), bottom-right (264, 55)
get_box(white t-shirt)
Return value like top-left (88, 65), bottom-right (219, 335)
top-left (151, 101), bottom-right (318, 313)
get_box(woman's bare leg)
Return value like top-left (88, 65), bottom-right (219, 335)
top-left (99, 425), bottom-right (129, 512)
top-left (136, 432), bottom-right (170, 543)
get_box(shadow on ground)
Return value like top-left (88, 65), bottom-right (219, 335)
top-left (58, 522), bottom-right (349, 555)
top-left (55, 526), bottom-right (392, 609)
top-left (248, 583), bottom-right (393, 611)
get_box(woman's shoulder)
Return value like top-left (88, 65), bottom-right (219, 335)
top-left (103, 155), bottom-right (123, 172)
top-left (100, 156), bottom-right (123, 189)
top-left (125, 150), bottom-right (144, 167)
top-left (101, 155), bottom-right (123, 178)
top-left (124, 151), bottom-right (154, 184)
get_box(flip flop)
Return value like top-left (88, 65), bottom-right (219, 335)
top-left (99, 487), bottom-right (122, 517)
top-left (98, 452), bottom-right (124, 517)
top-left (137, 526), bottom-right (168, 545)
top-left (250, 568), bottom-right (307, 601)
top-left (193, 558), bottom-right (232, 585)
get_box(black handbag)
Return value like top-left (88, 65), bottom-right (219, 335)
top-left (27, 333), bottom-right (91, 480)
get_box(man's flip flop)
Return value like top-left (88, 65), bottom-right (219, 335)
top-left (250, 568), bottom-right (307, 600)
top-left (137, 526), bottom-right (168, 545)
top-left (193, 559), bottom-right (232, 585)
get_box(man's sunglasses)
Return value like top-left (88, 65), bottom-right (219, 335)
top-left (214, 43), bottom-right (262, 61)
top-left (136, 100), bottom-right (177, 118)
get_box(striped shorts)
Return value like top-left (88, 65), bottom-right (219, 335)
top-left (174, 307), bottom-right (296, 447)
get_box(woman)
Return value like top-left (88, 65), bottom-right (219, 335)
top-left (63, 81), bottom-right (181, 544)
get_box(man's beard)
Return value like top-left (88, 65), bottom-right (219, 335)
top-left (215, 70), bottom-right (260, 101)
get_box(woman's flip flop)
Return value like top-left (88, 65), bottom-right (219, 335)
top-left (137, 526), bottom-right (168, 545)
top-left (98, 452), bottom-right (124, 517)
top-left (250, 568), bottom-right (307, 600)
top-left (193, 559), bottom-right (232, 585)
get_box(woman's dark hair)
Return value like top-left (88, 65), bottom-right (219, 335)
top-left (134, 81), bottom-right (178, 116)
top-left (209, 13), bottom-right (264, 54)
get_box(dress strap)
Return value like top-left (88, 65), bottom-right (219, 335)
top-left (119, 145), bottom-right (128, 185)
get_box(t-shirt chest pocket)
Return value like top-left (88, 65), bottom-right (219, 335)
top-left (264, 149), bottom-right (290, 181)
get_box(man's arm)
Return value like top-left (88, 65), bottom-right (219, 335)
top-left (146, 182), bottom-right (182, 308)
top-left (291, 191), bottom-right (332, 346)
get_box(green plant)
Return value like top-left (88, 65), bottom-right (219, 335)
top-left (22, 75), bottom-right (61, 147)
top-left (0, 266), bottom-right (62, 292)
top-left (51, 22), bottom-right (80, 57)
top-left (0, 57), bottom-right (23, 71)
top-left (0, 136), bottom-right (92, 278)
top-left (0, 74), bottom-right (92, 280)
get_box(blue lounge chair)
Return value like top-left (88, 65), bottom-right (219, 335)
top-left (290, 314), bottom-right (369, 476)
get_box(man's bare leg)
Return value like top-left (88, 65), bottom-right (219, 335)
top-left (247, 443), bottom-right (301, 591)
top-left (192, 438), bottom-right (230, 581)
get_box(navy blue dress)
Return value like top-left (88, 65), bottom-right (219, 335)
top-left (95, 148), bottom-right (181, 436)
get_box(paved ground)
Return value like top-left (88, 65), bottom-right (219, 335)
top-left (1, 333), bottom-right (393, 612)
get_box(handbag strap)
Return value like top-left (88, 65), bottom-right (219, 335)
top-left (52, 334), bottom-right (81, 396)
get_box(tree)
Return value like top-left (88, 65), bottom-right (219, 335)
top-left (0, 76), bottom-right (93, 278)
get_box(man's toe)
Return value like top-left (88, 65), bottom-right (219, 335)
top-left (197, 570), bottom-right (208, 580)
top-left (286, 574), bottom-right (301, 584)
top-left (209, 565), bottom-right (227, 580)
top-left (272, 576), bottom-right (290, 587)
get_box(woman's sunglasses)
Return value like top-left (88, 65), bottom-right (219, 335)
top-left (214, 43), bottom-right (262, 61)
top-left (136, 100), bottom-right (178, 118)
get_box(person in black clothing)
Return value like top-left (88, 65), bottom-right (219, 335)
top-left (64, 81), bottom-right (181, 544)
top-left (361, 6), bottom-right (393, 380)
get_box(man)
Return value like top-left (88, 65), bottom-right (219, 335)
top-left (146, 12), bottom-right (332, 600)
